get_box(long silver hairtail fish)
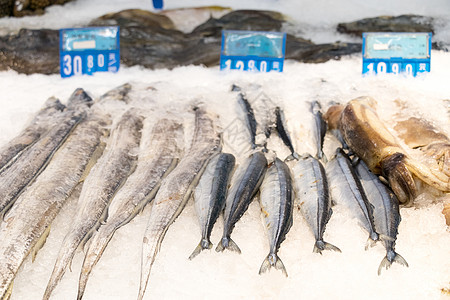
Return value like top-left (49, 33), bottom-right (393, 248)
top-left (77, 117), bottom-right (184, 300)
top-left (137, 106), bottom-right (221, 300)
top-left (0, 97), bottom-right (110, 300)
top-left (43, 104), bottom-right (144, 299)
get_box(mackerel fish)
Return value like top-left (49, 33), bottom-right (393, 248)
top-left (43, 108), bottom-right (144, 300)
top-left (355, 159), bottom-right (408, 275)
top-left (259, 158), bottom-right (293, 277)
top-left (190, 152), bottom-right (236, 260)
top-left (326, 148), bottom-right (379, 246)
top-left (0, 89), bottom-right (92, 218)
top-left (0, 96), bottom-right (65, 173)
top-left (310, 101), bottom-right (327, 161)
top-left (274, 106), bottom-right (299, 161)
top-left (216, 151), bottom-right (268, 253)
top-left (138, 106), bottom-right (221, 300)
top-left (77, 117), bottom-right (184, 300)
top-left (293, 154), bottom-right (340, 254)
top-left (0, 105), bottom-right (110, 300)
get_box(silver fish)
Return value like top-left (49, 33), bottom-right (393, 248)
top-left (0, 107), bottom-right (111, 300)
top-left (0, 89), bottom-right (92, 218)
top-left (216, 151), bottom-right (268, 253)
top-left (190, 152), bottom-right (236, 260)
top-left (259, 158), bottom-right (293, 277)
top-left (293, 154), bottom-right (340, 254)
top-left (326, 148), bottom-right (379, 246)
top-left (77, 117), bottom-right (184, 300)
top-left (237, 92), bottom-right (258, 149)
top-left (43, 108), bottom-right (144, 300)
top-left (137, 106), bottom-right (221, 300)
top-left (355, 159), bottom-right (408, 275)
top-left (0, 96), bottom-right (65, 173)
top-left (310, 101), bottom-right (327, 161)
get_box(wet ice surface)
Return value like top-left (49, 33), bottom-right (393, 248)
top-left (0, 0), bottom-right (449, 298)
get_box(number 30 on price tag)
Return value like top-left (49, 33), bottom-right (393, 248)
top-left (59, 27), bottom-right (120, 78)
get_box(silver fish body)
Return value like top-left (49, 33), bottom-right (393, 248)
top-left (237, 92), bottom-right (258, 149)
top-left (43, 108), bottom-right (144, 300)
top-left (355, 159), bottom-right (408, 275)
top-left (0, 96), bottom-right (65, 173)
top-left (0, 89), bottom-right (92, 218)
top-left (0, 107), bottom-right (111, 300)
top-left (190, 152), bottom-right (236, 259)
top-left (326, 148), bottom-right (379, 245)
top-left (310, 101), bottom-right (327, 161)
top-left (138, 106), bottom-right (221, 300)
top-left (76, 117), bottom-right (184, 300)
top-left (216, 151), bottom-right (268, 253)
top-left (293, 154), bottom-right (340, 254)
top-left (259, 158), bottom-right (293, 277)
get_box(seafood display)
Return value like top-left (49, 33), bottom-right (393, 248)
top-left (138, 106), bottom-right (221, 300)
top-left (332, 97), bottom-right (450, 205)
top-left (259, 158), bottom-right (293, 277)
top-left (43, 107), bottom-right (144, 300)
top-left (293, 154), bottom-right (340, 254)
top-left (0, 95), bottom-right (110, 299)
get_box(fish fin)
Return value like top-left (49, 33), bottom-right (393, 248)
top-left (377, 250), bottom-right (409, 275)
top-left (313, 240), bottom-right (341, 254)
top-left (379, 234), bottom-right (395, 242)
top-left (321, 152), bottom-right (328, 163)
top-left (189, 239), bottom-right (213, 260)
top-left (364, 234), bottom-right (379, 250)
top-left (284, 152), bottom-right (300, 162)
top-left (258, 254), bottom-right (288, 277)
top-left (32, 225), bottom-right (51, 262)
top-left (215, 237), bottom-right (241, 254)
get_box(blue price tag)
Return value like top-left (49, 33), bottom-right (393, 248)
top-left (362, 32), bottom-right (431, 76)
top-left (220, 30), bottom-right (286, 72)
top-left (59, 26), bottom-right (120, 78)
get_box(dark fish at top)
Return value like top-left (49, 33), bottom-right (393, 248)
top-left (0, 89), bottom-right (91, 218)
top-left (0, 96), bottom-right (65, 173)
top-left (216, 151), bottom-right (268, 253)
top-left (190, 152), bottom-right (236, 259)
top-left (310, 101), bottom-right (327, 161)
top-left (259, 158), bottom-right (293, 277)
top-left (293, 154), bottom-right (341, 254)
top-left (355, 159), bottom-right (408, 275)
top-left (326, 148), bottom-right (379, 247)
top-left (274, 106), bottom-right (299, 161)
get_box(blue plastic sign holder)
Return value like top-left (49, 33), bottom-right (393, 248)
top-left (220, 30), bottom-right (286, 72)
top-left (362, 32), bottom-right (431, 76)
top-left (59, 26), bottom-right (120, 78)
top-left (153, 0), bottom-right (163, 9)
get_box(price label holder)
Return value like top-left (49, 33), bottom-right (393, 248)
top-left (220, 30), bottom-right (286, 72)
top-left (362, 32), bottom-right (431, 76)
top-left (59, 26), bottom-right (120, 78)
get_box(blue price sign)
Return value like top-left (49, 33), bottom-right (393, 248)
top-left (362, 32), bottom-right (431, 76)
top-left (220, 30), bottom-right (286, 72)
top-left (59, 26), bottom-right (120, 78)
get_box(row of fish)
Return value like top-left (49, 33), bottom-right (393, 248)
top-left (1, 83), bottom-right (446, 299)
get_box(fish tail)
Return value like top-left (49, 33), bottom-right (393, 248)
top-left (77, 225), bottom-right (117, 300)
top-left (377, 249), bottom-right (409, 275)
top-left (313, 240), bottom-right (341, 254)
top-left (189, 239), bottom-right (213, 260)
top-left (215, 237), bottom-right (241, 254)
top-left (364, 232), bottom-right (379, 250)
top-left (258, 253), bottom-right (288, 277)
top-left (43, 232), bottom-right (83, 300)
